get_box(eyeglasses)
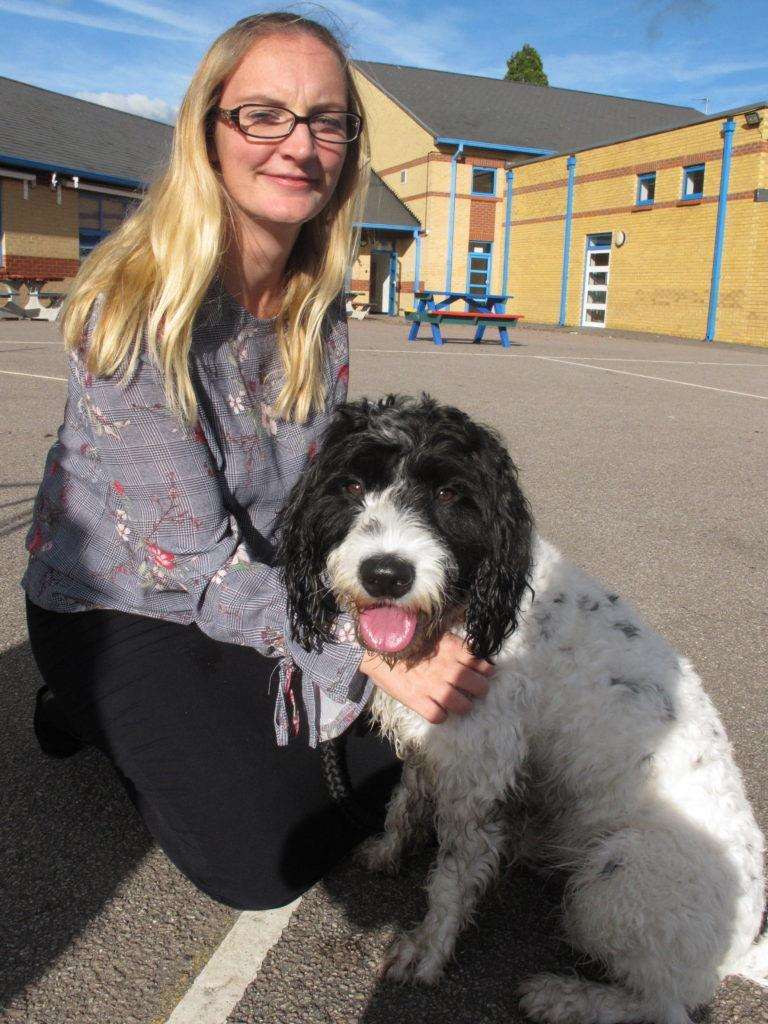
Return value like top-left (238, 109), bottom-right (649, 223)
top-left (217, 104), bottom-right (362, 144)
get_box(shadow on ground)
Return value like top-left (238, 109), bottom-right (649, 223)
top-left (232, 835), bottom-right (715, 1024)
top-left (0, 640), bottom-right (152, 1010)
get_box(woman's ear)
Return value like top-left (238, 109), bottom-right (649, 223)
top-left (464, 439), bottom-right (533, 660)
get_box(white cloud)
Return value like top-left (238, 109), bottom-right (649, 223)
top-left (545, 49), bottom-right (768, 96)
top-left (0, 0), bottom-right (195, 39)
top-left (76, 90), bottom-right (178, 122)
top-left (93, 0), bottom-right (214, 37)
top-left (336, 0), bottom-right (466, 70)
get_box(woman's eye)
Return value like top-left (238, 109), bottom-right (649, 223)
top-left (345, 481), bottom-right (364, 497)
top-left (436, 487), bottom-right (457, 504)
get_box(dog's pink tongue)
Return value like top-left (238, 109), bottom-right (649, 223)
top-left (359, 605), bottom-right (417, 653)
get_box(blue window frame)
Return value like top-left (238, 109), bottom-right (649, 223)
top-left (78, 192), bottom-right (135, 258)
top-left (471, 167), bottom-right (496, 196)
top-left (681, 164), bottom-right (705, 200)
top-left (636, 172), bottom-right (656, 206)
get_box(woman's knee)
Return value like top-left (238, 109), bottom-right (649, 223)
top-left (191, 872), bottom-right (312, 912)
top-left (161, 809), bottom-right (360, 912)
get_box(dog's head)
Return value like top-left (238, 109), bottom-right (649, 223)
top-left (275, 394), bottom-right (533, 663)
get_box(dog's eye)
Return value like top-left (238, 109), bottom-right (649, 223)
top-left (345, 481), bottom-right (364, 497)
top-left (436, 486), bottom-right (457, 504)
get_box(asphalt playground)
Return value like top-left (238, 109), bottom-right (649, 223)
top-left (1, 314), bottom-right (767, 1024)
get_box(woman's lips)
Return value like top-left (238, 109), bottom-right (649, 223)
top-left (265, 173), bottom-right (316, 189)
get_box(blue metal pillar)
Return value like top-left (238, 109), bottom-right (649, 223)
top-left (444, 143), bottom-right (464, 292)
top-left (706, 117), bottom-right (735, 342)
top-left (501, 169), bottom-right (514, 304)
top-left (558, 155), bottom-right (577, 326)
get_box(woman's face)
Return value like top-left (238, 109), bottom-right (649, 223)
top-left (213, 32), bottom-right (350, 234)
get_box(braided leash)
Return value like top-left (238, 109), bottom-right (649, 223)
top-left (319, 735), bottom-right (387, 835)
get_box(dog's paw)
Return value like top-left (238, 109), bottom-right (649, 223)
top-left (518, 974), bottom-right (589, 1023)
top-left (380, 929), bottom-right (445, 985)
top-left (354, 835), bottom-right (401, 875)
top-left (518, 974), bottom-right (664, 1024)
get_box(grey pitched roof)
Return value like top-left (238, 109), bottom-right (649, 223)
top-left (0, 76), bottom-right (420, 230)
top-left (0, 76), bottom-right (172, 186)
top-left (354, 61), bottom-right (703, 155)
top-left (364, 171), bottom-right (420, 227)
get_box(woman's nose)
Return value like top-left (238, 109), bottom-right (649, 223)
top-left (278, 120), bottom-right (317, 158)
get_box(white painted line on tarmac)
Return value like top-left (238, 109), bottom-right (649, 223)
top-left (360, 347), bottom-right (521, 358)
top-left (165, 897), bottom-right (301, 1024)
top-left (539, 358), bottom-right (768, 366)
top-left (533, 356), bottom-right (768, 400)
top-left (0, 369), bottom-right (66, 382)
top-left (357, 348), bottom-right (768, 372)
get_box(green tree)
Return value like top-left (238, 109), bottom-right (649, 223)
top-left (504, 44), bottom-right (548, 86)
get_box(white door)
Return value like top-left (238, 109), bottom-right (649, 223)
top-left (581, 233), bottom-right (612, 327)
top-left (371, 252), bottom-right (391, 313)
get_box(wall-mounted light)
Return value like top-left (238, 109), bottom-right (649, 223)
top-left (614, 230), bottom-right (627, 247)
top-left (744, 110), bottom-right (763, 127)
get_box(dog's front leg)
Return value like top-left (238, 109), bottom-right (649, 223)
top-left (383, 789), bottom-right (507, 984)
top-left (356, 760), bottom-right (431, 874)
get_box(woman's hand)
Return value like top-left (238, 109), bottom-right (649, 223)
top-left (359, 633), bottom-right (494, 724)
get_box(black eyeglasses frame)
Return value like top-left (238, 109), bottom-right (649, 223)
top-left (216, 104), bottom-right (362, 144)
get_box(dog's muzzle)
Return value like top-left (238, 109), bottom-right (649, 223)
top-left (357, 554), bottom-right (419, 654)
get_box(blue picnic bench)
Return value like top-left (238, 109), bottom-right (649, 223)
top-left (405, 291), bottom-right (523, 348)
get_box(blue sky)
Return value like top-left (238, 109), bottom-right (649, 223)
top-left (1, 0), bottom-right (766, 123)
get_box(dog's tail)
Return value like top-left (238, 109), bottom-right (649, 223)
top-left (735, 933), bottom-right (768, 988)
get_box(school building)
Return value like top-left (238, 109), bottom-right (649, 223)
top-left (1, 69), bottom-right (766, 346)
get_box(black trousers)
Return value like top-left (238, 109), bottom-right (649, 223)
top-left (25, 598), bottom-right (401, 911)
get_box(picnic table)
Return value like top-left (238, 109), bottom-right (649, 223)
top-left (405, 291), bottom-right (522, 348)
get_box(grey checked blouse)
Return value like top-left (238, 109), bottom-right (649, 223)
top-left (22, 279), bottom-right (371, 746)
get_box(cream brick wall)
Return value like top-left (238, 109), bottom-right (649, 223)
top-left (355, 70), bottom-right (766, 344)
top-left (502, 112), bottom-right (768, 346)
top-left (2, 179), bottom-right (79, 260)
top-left (352, 67), bottom-right (434, 169)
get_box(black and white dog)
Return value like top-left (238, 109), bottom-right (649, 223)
top-left (277, 394), bottom-right (767, 1024)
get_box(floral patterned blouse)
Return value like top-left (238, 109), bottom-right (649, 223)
top-left (22, 278), bottom-right (370, 747)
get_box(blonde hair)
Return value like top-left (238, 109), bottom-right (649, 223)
top-left (60, 11), bottom-right (370, 423)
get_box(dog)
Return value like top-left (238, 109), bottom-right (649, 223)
top-left (276, 394), bottom-right (767, 1024)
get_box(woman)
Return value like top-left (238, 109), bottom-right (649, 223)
top-left (23, 11), bottom-right (493, 911)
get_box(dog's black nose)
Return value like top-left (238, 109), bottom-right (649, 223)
top-left (359, 555), bottom-right (415, 599)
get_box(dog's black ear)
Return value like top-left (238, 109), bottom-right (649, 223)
top-left (465, 433), bottom-right (533, 660)
top-left (274, 399), bottom-right (379, 650)
top-left (274, 447), bottom-right (339, 651)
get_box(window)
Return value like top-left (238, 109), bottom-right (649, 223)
top-left (471, 167), bottom-right (495, 196)
top-left (78, 192), bottom-right (135, 258)
top-left (636, 172), bottom-right (656, 206)
top-left (682, 164), bottom-right (705, 200)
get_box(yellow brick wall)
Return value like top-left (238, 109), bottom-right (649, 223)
top-left (352, 67), bottom-right (435, 169)
top-left (352, 67), bottom-right (434, 309)
top-left (356, 69), bottom-right (766, 344)
top-left (2, 179), bottom-right (79, 259)
top-left (503, 113), bottom-right (768, 345)
top-left (505, 156), bottom-right (572, 323)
